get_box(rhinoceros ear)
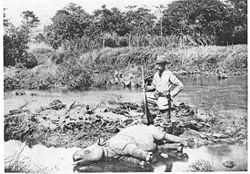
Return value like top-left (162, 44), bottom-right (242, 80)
top-left (97, 138), bottom-right (106, 146)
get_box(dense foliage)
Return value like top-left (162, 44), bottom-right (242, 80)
top-left (4, 0), bottom-right (247, 68)
top-left (44, 0), bottom-right (247, 51)
top-left (4, 10), bottom-right (39, 68)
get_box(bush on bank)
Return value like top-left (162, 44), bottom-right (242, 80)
top-left (80, 44), bottom-right (247, 72)
top-left (4, 62), bottom-right (93, 91)
top-left (4, 45), bottom-right (247, 91)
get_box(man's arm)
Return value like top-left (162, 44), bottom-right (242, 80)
top-left (146, 85), bottom-right (156, 92)
top-left (169, 71), bottom-right (183, 98)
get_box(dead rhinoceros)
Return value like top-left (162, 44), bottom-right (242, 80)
top-left (73, 124), bottom-right (188, 167)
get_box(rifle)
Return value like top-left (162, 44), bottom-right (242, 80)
top-left (141, 65), bottom-right (154, 125)
top-left (166, 90), bottom-right (171, 121)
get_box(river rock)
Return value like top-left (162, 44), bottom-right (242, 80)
top-left (217, 72), bottom-right (229, 80)
top-left (30, 93), bottom-right (38, 96)
top-left (188, 160), bottom-right (214, 172)
top-left (15, 90), bottom-right (26, 96)
top-left (49, 100), bottom-right (66, 110)
top-left (175, 102), bottom-right (197, 117)
top-left (223, 161), bottom-right (236, 168)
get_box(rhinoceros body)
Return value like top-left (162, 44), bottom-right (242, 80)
top-left (73, 124), bottom-right (185, 166)
top-left (106, 124), bottom-right (165, 157)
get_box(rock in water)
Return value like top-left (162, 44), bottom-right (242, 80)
top-left (188, 160), bottom-right (214, 172)
top-left (49, 99), bottom-right (66, 110)
top-left (15, 90), bottom-right (26, 96)
top-left (223, 161), bottom-right (236, 168)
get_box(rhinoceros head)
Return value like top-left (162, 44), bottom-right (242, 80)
top-left (73, 139), bottom-right (105, 165)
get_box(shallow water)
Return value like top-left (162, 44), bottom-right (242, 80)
top-left (4, 74), bottom-right (247, 113)
top-left (173, 144), bottom-right (248, 172)
top-left (4, 140), bottom-right (247, 172)
top-left (4, 140), bottom-right (78, 173)
top-left (4, 74), bottom-right (248, 172)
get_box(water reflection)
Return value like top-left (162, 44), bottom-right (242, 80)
top-left (206, 144), bottom-right (232, 157)
top-left (73, 151), bottom-right (189, 172)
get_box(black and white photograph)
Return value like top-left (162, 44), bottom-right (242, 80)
top-left (3, 0), bottom-right (248, 173)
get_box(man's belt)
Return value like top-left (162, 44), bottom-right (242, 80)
top-left (154, 91), bottom-right (171, 99)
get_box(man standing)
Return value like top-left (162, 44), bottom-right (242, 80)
top-left (146, 55), bottom-right (184, 127)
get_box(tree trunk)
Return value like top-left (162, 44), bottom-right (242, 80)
top-left (137, 34), bottom-right (139, 47)
top-left (129, 33), bottom-right (131, 48)
top-left (161, 18), bottom-right (163, 47)
top-left (102, 37), bottom-right (105, 49)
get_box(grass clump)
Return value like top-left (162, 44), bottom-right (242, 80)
top-left (4, 144), bottom-right (31, 173)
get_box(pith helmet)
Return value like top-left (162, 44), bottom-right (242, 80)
top-left (155, 55), bottom-right (171, 64)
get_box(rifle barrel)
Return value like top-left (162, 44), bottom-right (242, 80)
top-left (141, 65), bottom-right (153, 125)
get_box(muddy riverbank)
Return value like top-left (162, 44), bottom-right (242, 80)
top-left (4, 97), bottom-right (247, 148)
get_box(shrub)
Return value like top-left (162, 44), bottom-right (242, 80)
top-left (4, 26), bottom-right (30, 67)
top-left (223, 45), bottom-right (247, 72)
top-left (31, 48), bottom-right (55, 65)
top-left (4, 35), bottom-right (16, 66)
top-left (56, 58), bottom-right (93, 89)
top-left (20, 53), bottom-right (38, 69)
top-left (4, 75), bottom-right (21, 91)
top-left (27, 64), bottom-right (59, 89)
top-left (4, 67), bottom-right (22, 91)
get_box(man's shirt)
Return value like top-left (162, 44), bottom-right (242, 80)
top-left (152, 70), bottom-right (183, 98)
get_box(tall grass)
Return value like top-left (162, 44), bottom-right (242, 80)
top-left (4, 144), bottom-right (31, 173)
top-left (81, 44), bottom-right (247, 73)
top-left (4, 44), bottom-right (247, 90)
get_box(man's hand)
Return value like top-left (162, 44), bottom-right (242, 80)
top-left (146, 85), bottom-right (156, 92)
top-left (161, 91), bottom-right (171, 98)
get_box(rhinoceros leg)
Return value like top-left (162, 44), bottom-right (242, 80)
top-left (119, 156), bottom-right (143, 166)
top-left (124, 143), bottom-right (152, 162)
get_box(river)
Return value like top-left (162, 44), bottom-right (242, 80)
top-left (4, 74), bottom-right (248, 114)
top-left (4, 74), bottom-right (248, 172)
